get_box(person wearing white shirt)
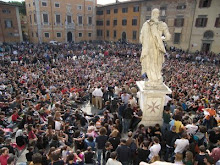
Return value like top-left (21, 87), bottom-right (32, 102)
top-left (106, 152), bottom-right (122, 165)
top-left (114, 85), bottom-right (121, 98)
top-left (148, 137), bottom-right (161, 161)
top-left (92, 86), bottom-right (103, 109)
top-left (185, 118), bottom-right (199, 135)
top-left (174, 133), bottom-right (189, 154)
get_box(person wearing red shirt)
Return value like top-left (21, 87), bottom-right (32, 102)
top-left (0, 147), bottom-right (9, 165)
top-left (11, 110), bottom-right (21, 123)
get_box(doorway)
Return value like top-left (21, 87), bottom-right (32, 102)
top-left (201, 43), bottom-right (211, 53)
top-left (122, 32), bottom-right (126, 42)
top-left (67, 32), bottom-right (72, 42)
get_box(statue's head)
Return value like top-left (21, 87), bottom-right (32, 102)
top-left (151, 8), bottom-right (160, 20)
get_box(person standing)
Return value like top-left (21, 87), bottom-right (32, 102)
top-left (106, 152), bottom-right (122, 165)
top-left (92, 86), bottom-right (103, 109)
top-left (164, 126), bottom-right (179, 162)
top-left (96, 127), bottom-right (108, 164)
top-left (174, 132), bottom-right (189, 156)
top-left (122, 104), bottom-right (133, 133)
top-left (116, 139), bottom-right (131, 165)
top-left (148, 137), bottom-right (161, 162)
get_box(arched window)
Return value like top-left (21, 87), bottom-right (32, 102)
top-left (203, 30), bottom-right (214, 39)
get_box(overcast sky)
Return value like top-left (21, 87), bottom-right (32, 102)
top-left (1, 0), bottom-right (130, 5)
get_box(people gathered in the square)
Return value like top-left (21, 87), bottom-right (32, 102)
top-left (0, 41), bottom-right (219, 165)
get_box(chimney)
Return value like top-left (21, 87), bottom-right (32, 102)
top-left (116, 0), bottom-right (119, 3)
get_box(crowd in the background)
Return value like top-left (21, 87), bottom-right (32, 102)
top-left (0, 41), bottom-right (219, 165)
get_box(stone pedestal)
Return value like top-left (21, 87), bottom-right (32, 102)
top-left (136, 81), bottom-right (172, 127)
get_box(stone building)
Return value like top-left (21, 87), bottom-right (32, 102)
top-left (96, 0), bottom-right (196, 50)
top-left (189, 0), bottom-right (220, 53)
top-left (96, 0), bottom-right (142, 43)
top-left (140, 0), bottom-right (196, 51)
top-left (0, 1), bottom-right (23, 43)
top-left (25, 0), bottom-right (97, 43)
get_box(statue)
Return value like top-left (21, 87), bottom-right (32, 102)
top-left (140, 8), bottom-right (171, 88)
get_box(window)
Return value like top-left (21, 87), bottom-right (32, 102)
top-left (106, 9), bottom-right (110, 14)
top-left (215, 16), bottom-right (220, 28)
top-left (113, 19), bottom-right (117, 26)
top-left (34, 14), bottom-right (36, 23)
top-left (174, 33), bottom-right (181, 44)
top-left (114, 30), bottom-right (117, 38)
top-left (78, 16), bottom-right (83, 25)
top-left (44, 32), bottom-right (49, 38)
top-left (106, 20), bottom-right (110, 26)
top-left (77, 5), bottom-right (82, 10)
top-left (133, 31), bottom-right (137, 40)
top-left (42, 2), bottom-right (47, 6)
top-left (160, 16), bottom-right (166, 22)
top-left (78, 33), bottom-right (82, 37)
top-left (132, 19), bottom-right (137, 26)
top-left (177, 4), bottom-right (186, 9)
top-left (36, 32), bottom-right (38, 37)
top-left (88, 16), bottom-right (92, 25)
top-left (32, 32), bottom-right (33, 37)
top-left (146, 7), bottom-right (151, 11)
top-left (5, 20), bottom-right (12, 28)
top-left (67, 15), bottom-right (72, 24)
top-left (106, 30), bottom-right (109, 37)
top-left (55, 3), bottom-right (60, 8)
top-left (160, 6), bottom-right (167, 10)
top-left (203, 30), bottom-right (214, 39)
top-left (122, 7), bottom-right (128, 13)
top-left (97, 30), bottom-right (103, 37)
top-left (88, 33), bottom-right (92, 37)
top-left (56, 14), bottom-right (61, 24)
top-left (174, 17), bottom-right (184, 27)
top-left (199, 0), bottom-right (212, 8)
top-left (57, 32), bottom-right (61, 38)
top-left (2, 9), bottom-right (10, 14)
top-left (133, 6), bottom-right (139, 12)
top-left (195, 16), bottom-right (208, 27)
top-left (8, 33), bottom-right (13, 36)
top-left (88, 6), bottom-right (92, 11)
top-left (29, 15), bottom-right (32, 24)
top-left (96, 10), bottom-right (103, 15)
top-left (96, 20), bottom-right (103, 26)
top-left (43, 14), bottom-right (49, 24)
top-left (114, 8), bottom-right (118, 13)
top-left (146, 16), bottom-right (151, 20)
top-left (33, 2), bottom-right (35, 6)
top-left (122, 19), bottom-right (127, 26)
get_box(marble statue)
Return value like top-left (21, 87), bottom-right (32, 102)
top-left (140, 8), bottom-right (171, 88)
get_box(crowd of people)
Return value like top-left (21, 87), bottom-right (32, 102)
top-left (0, 41), bottom-right (219, 165)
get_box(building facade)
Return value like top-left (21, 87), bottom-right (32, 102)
top-left (96, 0), bottom-right (142, 43)
top-left (25, 0), bottom-right (97, 43)
top-left (96, 0), bottom-right (196, 49)
top-left (189, 0), bottom-right (220, 53)
top-left (0, 1), bottom-right (23, 43)
top-left (140, 0), bottom-right (196, 51)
